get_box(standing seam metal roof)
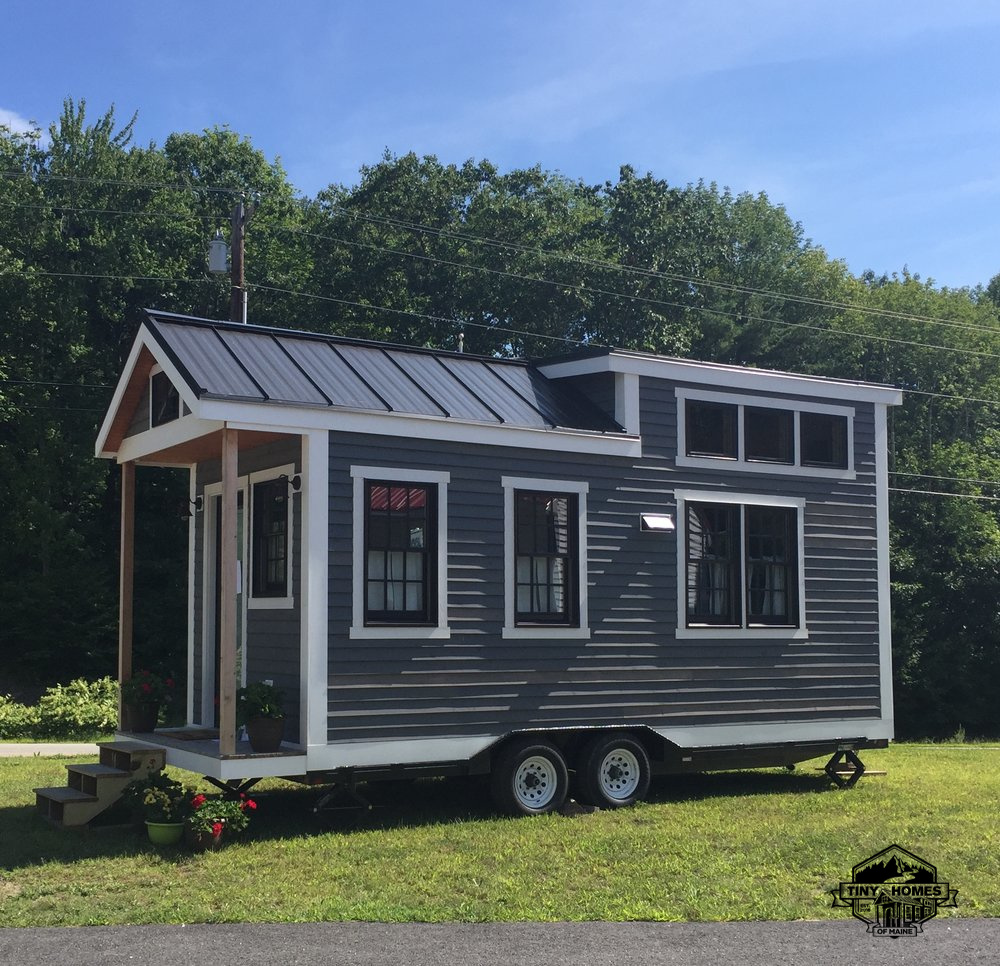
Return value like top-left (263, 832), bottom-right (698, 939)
top-left (142, 310), bottom-right (623, 434)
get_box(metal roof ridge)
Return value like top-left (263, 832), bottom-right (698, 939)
top-left (142, 308), bottom-right (533, 367)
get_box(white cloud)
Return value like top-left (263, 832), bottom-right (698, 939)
top-left (0, 107), bottom-right (41, 136)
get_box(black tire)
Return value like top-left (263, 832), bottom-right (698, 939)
top-left (490, 738), bottom-right (569, 816)
top-left (577, 733), bottom-right (651, 809)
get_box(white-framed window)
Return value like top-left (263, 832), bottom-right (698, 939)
top-left (501, 476), bottom-right (590, 640)
top-left (247, 464), bottom-right (296, 610)
top-left (676, 388), bottom-right (855, 479)
top-left (674, 489), bottom-right (807, 640)
top-left (350, 466), bottom-right (450, 640)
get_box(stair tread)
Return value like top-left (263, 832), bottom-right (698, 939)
top-left (34, 786), bottom-right (98, 803)
top-left (98, 740), bottom-right (161, 753)
top-left (66, 763), bottom-right (132, 778)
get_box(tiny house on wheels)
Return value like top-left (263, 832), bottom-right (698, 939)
top-left (93, 309), bottom-right (901, 815)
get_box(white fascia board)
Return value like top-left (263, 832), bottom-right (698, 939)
top-left (114, 415), bottom-right (224, 464)
top-left (200, 400), bottom-right (642, 458)
top-left (539, 354), bottom-right (904, 407)
top-left (95, 325), bottom-right (202, 458)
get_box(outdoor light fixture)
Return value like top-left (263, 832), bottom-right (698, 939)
top-left (180, 495), bottom-right (204, 520)
top-left (280, 473), bottom-right (302, 492)
top-left (639, 513), bottom-right (674, 532)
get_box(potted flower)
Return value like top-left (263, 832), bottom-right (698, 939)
top-left (121, 772), bottom-right (191, 845)
top-left (121, 669), bottom-right (176, 732)
top-left (237, 681), bottom-right (285, 753)
top-left (186, 792), bottom-right (256, 850)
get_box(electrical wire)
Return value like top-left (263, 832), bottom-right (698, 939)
top-left (889, 487), bottom-right (1000, 503)
top-left (0, 170), bottom-right (241, 195)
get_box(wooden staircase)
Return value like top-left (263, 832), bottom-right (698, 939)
top-left (34, 741), bottom-right (166, 827)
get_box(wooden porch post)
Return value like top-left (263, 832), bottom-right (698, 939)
top-left (118, 461), bottom-right (135, 728)
top-left (219, 427), bottom-right (239, 755)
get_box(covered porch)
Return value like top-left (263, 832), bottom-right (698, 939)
top-left (109, 416), bottom-right (329, 779)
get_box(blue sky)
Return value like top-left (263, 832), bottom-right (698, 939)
top-left (4, 1), bottom-right (1000, 290)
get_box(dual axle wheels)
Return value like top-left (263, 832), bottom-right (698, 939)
top-left (490, 733), bottom-right (651, 816)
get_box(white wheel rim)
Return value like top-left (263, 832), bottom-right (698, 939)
top-left (513, 755), bottom-right (559, 809)
top-left (598, 748), bottom-right (641, 800)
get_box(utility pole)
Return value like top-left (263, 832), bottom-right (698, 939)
top-left (229, 197), bottom-right (248, 324)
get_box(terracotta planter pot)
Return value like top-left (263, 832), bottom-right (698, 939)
top-left (245, 716), bottom-right (285, 753)
top-left (145, 821), bottom-right (184, 846)
top-left (124, 703), bottom-right (159, 733)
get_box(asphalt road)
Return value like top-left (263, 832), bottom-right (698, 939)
top-left (0, 920), bottom-right (995, 966)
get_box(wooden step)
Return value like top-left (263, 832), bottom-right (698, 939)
top-left (98, 741), bottom-right (165, 775)
top-left (34, 785), bottom-right (101, 827)
top-left (66, 763), bottom-right (133, 798)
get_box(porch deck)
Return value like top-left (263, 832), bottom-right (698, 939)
top-left (117, 726), bottom-right (309, 781)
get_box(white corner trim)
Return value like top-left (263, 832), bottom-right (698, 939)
top-left (615, 372), bottom-right (640, 434)
top-left (350, 465), bottom-right (451, 638)
top-left (501, 476), bottom-right (590, 637)
top-left (301, 431), bottom-right (329, 750)
top-left (673, 489), bottom-right (807, 639)
top-left (874, 404), bottom-right (894, 734)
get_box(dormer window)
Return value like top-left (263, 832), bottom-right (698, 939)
top-left (150, 370), bottom-right (180, 427)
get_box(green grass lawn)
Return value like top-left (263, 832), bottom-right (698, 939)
top-left (0, 744), bottom-right (996, 926)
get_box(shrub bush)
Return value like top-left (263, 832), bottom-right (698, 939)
top-left (0, 695), bottom-right (41, 738)
top-left (35, 677), bottom-right (119, 738)
top-left (0, 678), bottom-right (120, 739)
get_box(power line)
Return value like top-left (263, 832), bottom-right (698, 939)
top-left (0, 170), bottom-right (240, 195)
top-left (325, 205), bottom-right (1000, 336)
top-left (3, 187), bottom-right (998, 339)
top-left (249, 282), bottom-right (602, 349)
top-left (893, 471), bottom-right (1000, 488)
top-left (889, 487), bottom-right (1000, 503)
top-left (0, 378), bottom-right (112, 390)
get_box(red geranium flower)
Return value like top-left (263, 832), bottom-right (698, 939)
top-left (211, 821), bottom-right (223, 836)
top-left (191, 794), bottom-right (206, 809)
top-left (165, 678), bottom-right (175, 687)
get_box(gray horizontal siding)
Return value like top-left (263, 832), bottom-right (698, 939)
top-left (325, 375), bottom-right (885, 744)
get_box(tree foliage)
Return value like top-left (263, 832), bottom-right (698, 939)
top-left (2, 101), bottom-right (999, 736)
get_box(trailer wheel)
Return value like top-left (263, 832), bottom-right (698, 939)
top-left (578, 734), bottom-right (651, 809)
top-left (490, 739), bottom-right (569, 816)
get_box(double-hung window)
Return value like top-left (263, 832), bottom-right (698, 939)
top-left (676, 490), bottom-right (806, 639)
top-left (364, 481), bottom-right (435, 623)
top-left (350, 466), bottom-right (450, 639)
top-left (502, 477), bottom-right (589, 639)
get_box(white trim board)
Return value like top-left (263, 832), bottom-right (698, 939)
top-left (539, 352), bottom-right (904, 406)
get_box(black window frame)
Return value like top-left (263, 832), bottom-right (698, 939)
top-left (685, 500), bottom-right (799, 630)
top-left (251, 477), bottom-right (290, 599)
top-left (685, 400), bottom-right (738, 459)
top-left (744, 406), bottom-right (795, 464)
top-left (800, 412), bottom-right (849, 469)
top-left (363, 480), bottom-right (437, 626)
top-left (513, 490), bottom-right (579, 626)
top-left (150, 370), bottom-right (180, 428)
